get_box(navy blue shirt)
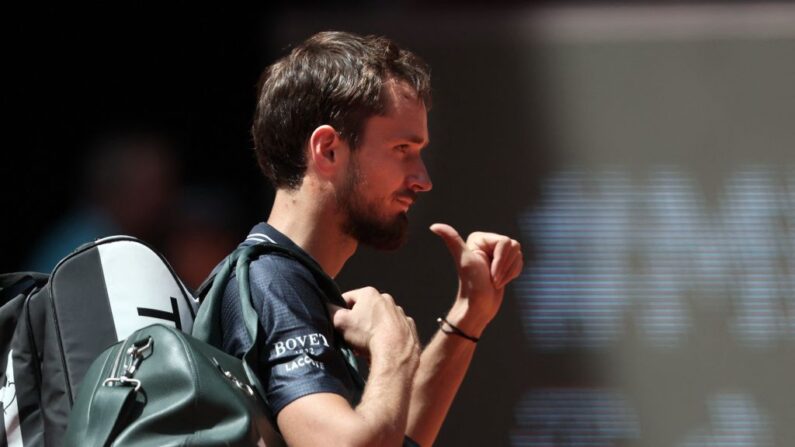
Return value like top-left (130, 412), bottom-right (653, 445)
top-left (220, 223), bottom-right (361, 416)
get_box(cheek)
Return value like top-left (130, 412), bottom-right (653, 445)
top-left (359, 160), bottom-right (405, 191)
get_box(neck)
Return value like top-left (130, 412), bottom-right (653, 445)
top-left (266, 186), bottom-right (357, 278)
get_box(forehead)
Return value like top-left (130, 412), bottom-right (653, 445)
top-left (360, 80), bottom-right (428, 145)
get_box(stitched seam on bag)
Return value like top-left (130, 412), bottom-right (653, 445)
top-left (45, 271), bottom-right (73, 405)
top-left (24, 290), bottom-right (45, 391)
top-left (173, 326), bottom-right (200, 411)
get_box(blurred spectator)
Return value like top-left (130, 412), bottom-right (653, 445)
top-left (27, 132), bottom-right (180, 272)
top-left (163, 186), bottom-right (243, 290)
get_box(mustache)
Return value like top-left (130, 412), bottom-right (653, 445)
top-left (395, 190), bottom-right (418, 203)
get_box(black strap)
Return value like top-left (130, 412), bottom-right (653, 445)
top-left (0, 273), bottom-right (46, 307)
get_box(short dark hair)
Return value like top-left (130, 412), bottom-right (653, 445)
top-left (251, 31), bottom-right (432, 189)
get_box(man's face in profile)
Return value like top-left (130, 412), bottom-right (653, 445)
top-left (338, 82), bottom-right (432, 250)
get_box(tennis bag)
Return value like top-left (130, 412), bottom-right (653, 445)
top-left (63, 243), bottom-right (296, 446)
top-left (63, 240), bottom-right (431, 447)
top-left (1, 273), bottom-right (49, 447)
top-left (0, 236), bottom-right (197, 447)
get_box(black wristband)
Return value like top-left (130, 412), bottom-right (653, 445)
top-left (437, 317), bottom-right (479, 343)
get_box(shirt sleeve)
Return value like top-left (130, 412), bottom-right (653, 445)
top-left (223, 253), bottom-right (356, 416)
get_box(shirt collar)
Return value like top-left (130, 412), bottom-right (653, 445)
top-left (243, 222), bottom-right (324, 272)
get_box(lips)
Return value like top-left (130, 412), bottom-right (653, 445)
top-left (395, 192), bottom-right (417, 209)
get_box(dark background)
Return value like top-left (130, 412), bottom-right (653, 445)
top-left (3, 5), bottom-right (271, 254)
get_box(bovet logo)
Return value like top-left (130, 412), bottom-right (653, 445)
top-left (273, 333), bottom-right (330, 356)
top-left (273, 333), bottom-right (330, 372)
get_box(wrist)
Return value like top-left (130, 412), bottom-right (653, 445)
top-left (437, 317), bottom-right (479, 343)
top-left (370, 336), bottom-right (420, 371)
top-left (444, 300), bottom-right (490, 338)
top-left (369, 349), bottom-right (419, 382)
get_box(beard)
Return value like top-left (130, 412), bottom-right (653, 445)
top-left (338, 160), bottom-right (413, 251)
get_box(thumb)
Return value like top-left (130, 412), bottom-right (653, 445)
top-left (430, 223), bottom-right (467, 265)
top-left (326, 303), bottom-right (349, 329)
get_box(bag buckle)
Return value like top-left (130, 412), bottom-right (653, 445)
top-left (123, 336), bottom-right (153, 377)
top-left (212, 357), bottom-right (255, 397)
top-left (105, 336), bottom-right (153, 393)
top-left (103, 376), bottom-right (142, 392)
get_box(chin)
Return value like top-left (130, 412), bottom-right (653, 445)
top-left (369, 236), bottom-right (407, 252)
top-left (359, 218), bottom-right (409, 251)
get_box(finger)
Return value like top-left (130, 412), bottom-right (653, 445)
top-left (467, 232), bottom-right (513, 256)
top-left (409, 317), bottom-right (419, 343)
top-left (491, 238), bottom-right (512, 280)
top-left (430, 223), bottom-right (467, 265)
top-left (505, 241), bottom-right (524, 283)
top-left (496, 242), bottom-right (521, 286)
top-left (342, 286), bottom-right (379, 307)
top-left (341, 290), bottom-right (359, 307)
top-left (498, 253), bottom-right (524, 289)
top-left (507, 253), bottom-right (524, 282)
top-left (326, 304), bottom-right (350, 328)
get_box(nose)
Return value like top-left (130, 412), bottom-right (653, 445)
top-left (408, 158), bottom-right (433, 193)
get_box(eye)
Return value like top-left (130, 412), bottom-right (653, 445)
top-left (394, 144), bottom-right (410, 154)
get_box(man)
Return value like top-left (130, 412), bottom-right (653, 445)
top-left (221, 31), bottom-right (523, 446)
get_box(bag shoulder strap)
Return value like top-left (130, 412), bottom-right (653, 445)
top-left (83, 384), bottom-right (136, 447)
top-left (192, 242), bottom-right (364, 389)
top-left (0, 272), bottom-right (48, 307)
top-left (193, 242), bottom-right (347, 344)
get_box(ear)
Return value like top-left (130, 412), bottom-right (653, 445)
top-left (308, 125), bottom-right (347, 177)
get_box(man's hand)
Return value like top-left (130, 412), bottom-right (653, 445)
top-left (284, 289), bottom-right (421, 447)
top-left (430, 223), bottom-right (523, 337)
top-left (327, 287), bottom-right (420, 368)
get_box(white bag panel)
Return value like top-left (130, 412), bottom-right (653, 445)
top-left (97, 240), bottom-right (196, 340)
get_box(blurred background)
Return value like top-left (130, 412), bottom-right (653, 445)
top-left (4, 2), bottom-right (795, 446)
